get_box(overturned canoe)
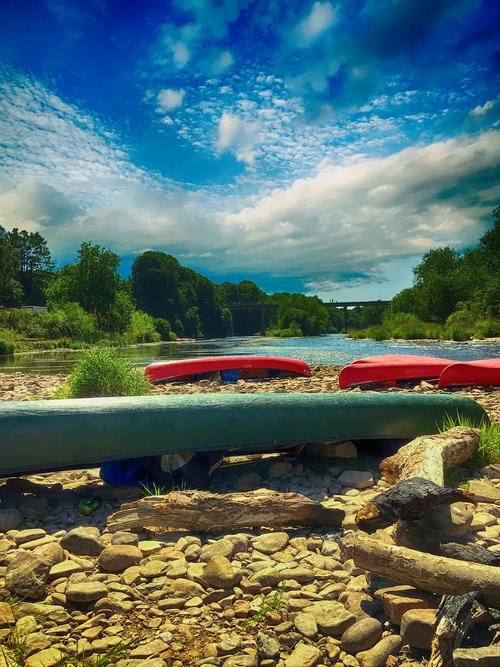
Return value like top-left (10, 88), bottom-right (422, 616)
top-left (0, 392), bottom-right (488, 476)
top-left (339, 354), bottom-right (456, 389)
top-left (439, 358), bottom-right (500, 388)
top-left (145, 355), bottom-right (311, 384)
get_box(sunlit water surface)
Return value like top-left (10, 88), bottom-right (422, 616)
top-left (1, 334), bottom-right (499, 375)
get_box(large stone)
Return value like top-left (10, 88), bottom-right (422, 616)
top-left (380, 585), bottom-right (438, 625)
top-left (60, 526), bottom-right (104, 556)
top-left (285, 642), bottom-right (321, 667)
top-left (256, 631), bottom-right (281, 659)
top-left (304, 600), bottom-right (356, 636)
top-left (203, 555), bottom-right (241, 588)
top-left (336, 470), bottom-right (374, 489)
top-left (0, 602), bottom-right (15, 627)
top-left (468, 479), bottom-right (500, 503)
top-left (426, 502), bottom-right (474, 536)
top-left (25, 648), bottom-right (64, 667)
top-left (170, 578), bottom-right (205, 597)
top-left (0, 508), bottom-right (23, 532)
top-left (33, 542), bottom-right (65, 567)
top-left (293, 612), bottom-right (318, 639)
top-left (341, 617), bottom-right (382, 653)
top-left (98, 545), bottom-right (143, 572)
top-left (400, 608), bottom-right (436, 650)
top-left (129, 639), bottom-right (169, 658)
top-left (65, 580), bottom-right (108, 603)
top-left (252, 532), bottom-right (289, 554)
top-left (223, 656), bottom-right (258, 667)
top-left (453, 645), bottom-right (500, 666)
top-left (200, 538), bottom-right (235, 562)
top-left (5, 552), bottom-right (51, 601)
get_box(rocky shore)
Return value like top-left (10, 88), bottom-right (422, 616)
top-left (0, 366), bottom-right (499, 667)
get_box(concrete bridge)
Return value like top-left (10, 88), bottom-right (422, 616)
top-left (229, 300), bottom-right (390, 334)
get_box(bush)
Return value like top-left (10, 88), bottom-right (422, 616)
top-left (62, 347), bottom-right (151, 398)
top-left (154, 317), bottom-right (177, 341)
top-left (126, 310), bottom-right (160, 343)
top-left (45, 303), bottom-right (97, 342)
top-left (0, 339), bottom-right (15, 355)
top-left (266, 326), bottom-right (303, 337)
top-left (473, 319), bottom-right (500, 338)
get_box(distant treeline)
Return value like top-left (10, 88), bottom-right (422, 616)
top-left (0, 205), bottom-right (498, 351)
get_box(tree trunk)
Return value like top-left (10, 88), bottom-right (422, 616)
top-left (428, 593), bottom-right (488, 667)
top-left (106, 489), bottom-right (345, 533)
top-left (380, 427), bottom-right (480, 485)
top-left (340, 532), bottom-right (500, 609)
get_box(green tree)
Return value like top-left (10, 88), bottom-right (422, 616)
top-left (0, 227), bottom-right (23, 306)
top-left (272, 293), bottom-right (329, 336)
top-left (8, 228), bottom-right (54, 304)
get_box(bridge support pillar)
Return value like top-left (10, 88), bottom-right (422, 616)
top-left (260, 310), bottom-right (266, 336)
top-left (343, 306), bottom-right (348, 334)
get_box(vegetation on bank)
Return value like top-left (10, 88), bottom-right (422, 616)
top-left (0, 206), bottom-right (499, 352)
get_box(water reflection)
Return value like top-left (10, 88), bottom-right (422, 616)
top-left (0, 334), bottom-right (498, 375)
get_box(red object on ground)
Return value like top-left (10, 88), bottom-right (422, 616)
top-left (145, 355), bottom-right (311, 384)
top-left (438, 358), bottom-right (500, 388)
top-left (339, 354), bottom-right (455, 389)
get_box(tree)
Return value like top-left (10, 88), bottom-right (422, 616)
top-left (272, 293), bottom-right (329, 336)
top-left (0, 228), bottom-right (23, 307)
top-left (8, 228), bottom-right (54, 304)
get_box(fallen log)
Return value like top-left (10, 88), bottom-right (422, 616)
top-left (107, 488), bottom-right (345, 533)
top-left (340, 532), bottom-right (500, 609)
top-left (439, 542), bottom-right (500, 567)
top-left (380, 427), bottom-right (480, 485)
top-left (355, 478), bottom-right (474, 533)
top-left (428, 592), bottom-right (488, 667)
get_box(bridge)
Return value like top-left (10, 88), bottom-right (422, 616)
top-left (228, 300), bottom-right (390, 334)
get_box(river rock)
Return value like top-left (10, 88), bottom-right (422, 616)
top-left (303, 600), bottom-right (356, 636)
top-left (336, 470), bottom-right (374, 489)
top-left (5, 552), bottom-right (51, 600)
top-left (98, 545), bottom-right (143, 572)
top-left (0, 508), bottom-right (23, 532)
top-left (358, 634), bottom-right (403, 667)
top-left (400, 608), bottom-right (436, 650)
top-left (252, 532), bottom-right (289, 554)
top-left (285, 641), bottom-right (321, 667)
top-left (341, 617), bottom-right (382, 653)
top-left (453, 645), bottom-right (500, 666)
top-left (60, 526), bottom-right (104, 556)
top-left (256, 631), bottom-right (281, 659)
top-left (65, 580), bottom-right (108, 603)
top-left (203, 555), bottom-right (241, 588)
top-left (25, 647), bottom-right (64, 667)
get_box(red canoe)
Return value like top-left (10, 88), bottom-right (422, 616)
top-left (438, 358), bottom-right (500, 388)
top-left (145, 355), bottom-right (311, 384)
top-left (339, 354), bottom-right (455, 389)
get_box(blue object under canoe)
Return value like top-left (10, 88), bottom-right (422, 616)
top-left (0, 392), bottom-right (488, 476)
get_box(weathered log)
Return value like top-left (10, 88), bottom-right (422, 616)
top-left (355, 478), bottom-right (474, 533)
top-left (106, 488), bottom-right (345, 533)
top-left (428, 592), bottom-right (487, 667)
top-left (340, 532), bottom-right (500, 609)
top-left (380, 427), bottom-right (480, 485)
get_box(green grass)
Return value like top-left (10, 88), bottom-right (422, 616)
top-left (440, 414), bottom-right (500, 469)
top-left (55, 347), bottom-right (151, 398)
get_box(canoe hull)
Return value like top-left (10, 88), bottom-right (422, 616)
top-left (0, 392), bottom-right (488, 476)
top-left (145, 355), bottom-right (311, 383)
top-left (339, 356), bottom-right (454, 388)
top-left (439, 359), bottom-right (500, 387)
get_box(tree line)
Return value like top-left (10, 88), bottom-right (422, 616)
top-left (0, 205), bottom-right (498, 350)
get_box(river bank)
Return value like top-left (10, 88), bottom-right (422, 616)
top-left (0, 367), bottom-right (499, 667)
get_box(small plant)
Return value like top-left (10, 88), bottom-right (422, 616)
top-left (140, 480), bottom-right (168, 496)
top-left (245, 582), bottom-right (287, 625)
top-left (60, 347), bottom-right (151, 398)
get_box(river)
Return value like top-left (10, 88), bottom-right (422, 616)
top-left (0, 334), bottom-right (499, 375)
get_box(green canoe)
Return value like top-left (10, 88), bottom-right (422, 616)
top-left (0, 392), bottom-right (488, 476)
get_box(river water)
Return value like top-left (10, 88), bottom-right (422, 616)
top-left (1, 334), bottom-right (499, 375)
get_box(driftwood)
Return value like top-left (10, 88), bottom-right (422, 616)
top-left (380, 427), bottom-right (480, 485)
top-left (355, 478), bottom-right (474, 533)
top-left (107, 488), bottom-right (345, 533)
top-left (340, 532), bottom-right (500, 609)
top-left (440, 542), bottom-right (500, 567)
top-left (428, 593), bottom-right (488, 667)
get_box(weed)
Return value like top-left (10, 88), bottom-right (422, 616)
top-left (245, 582), bottom-right (287, 626)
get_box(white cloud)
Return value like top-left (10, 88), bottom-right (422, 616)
top-left (216, 112), bottom-right (259, 165)
top-left (157, 88), bottom-right (185, 112)
top-left (296, 2), bottom-right (337, 45)
top-left (469, 98), bottom-right (496, 118)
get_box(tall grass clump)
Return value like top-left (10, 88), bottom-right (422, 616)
top-left (62, 347), bottom-right (151, 398)
top-left (441, 414), bottom-right (500, 469)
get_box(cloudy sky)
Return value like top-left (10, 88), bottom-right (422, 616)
top-left (0, 0), bottom-right (499, 300)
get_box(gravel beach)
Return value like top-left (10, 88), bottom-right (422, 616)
top-left (0, 365), bottom-right (499, 667)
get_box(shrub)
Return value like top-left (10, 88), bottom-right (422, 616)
top-left (63, 347), bottom-right (151, 398)
top-left (44, 303), bottom-right (97, 342)
top-left (154, 317), bottom-right (177, 341)
top-left (127, 310), bottom-right (160, 343)
top-left (266, 326), bottom-right (303, 337)
top-left (0, 339), bottom-right (15, 355)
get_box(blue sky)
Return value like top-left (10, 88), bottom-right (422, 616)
top-left (0, 0), bottom-right (499, 300)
